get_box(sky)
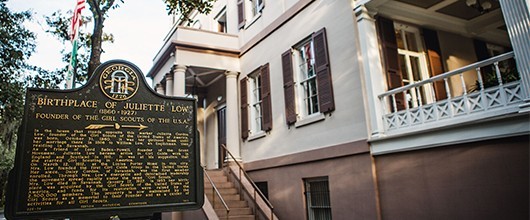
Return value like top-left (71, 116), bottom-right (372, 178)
top-left (6, 0), bottom-right (172, 78)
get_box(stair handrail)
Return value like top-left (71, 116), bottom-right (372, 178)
top-left (203, 166), bottom-right (230, 219)
top-left (221, 144), bottom-right (275, 220)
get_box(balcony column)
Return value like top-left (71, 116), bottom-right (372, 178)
top-left (499, 0), bottom-right (530, 110)
top-left (155, 83), bottom-right (165, 95)
top-left (354, 5), bottom-right (386, 137)
top-left (165, 73), bottom-right (174, 96)
top-left (225, 71), bottom-right (241, 160)
top-left (173, 65), bottom-right (187, 96)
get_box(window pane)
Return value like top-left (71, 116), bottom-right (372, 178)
top-left (396, 30), bottom-right (405, 50)
top-left (305, 178), bottom-right (332, 220)
top-left (399, 54), bottom-right (409, 81)
top-left (297, 39), bottom-right (320, 117)
top-left (405, 31), bottom-right (419, 52)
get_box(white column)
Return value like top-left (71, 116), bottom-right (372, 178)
top-left (354, 5), bottom-right (387, 137)
top-left (225, 71), bottom-right (241, 160)
top-left (173, 65), bottom-right (187, 96)
top-left (155, 83), bottom-right (165, 95)
top-left (499, 0), bottom-right (530, 110)
top-left (165, 73), bottom-right (174, 96)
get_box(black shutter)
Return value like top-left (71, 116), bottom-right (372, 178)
top-left (423, 28), bottom-right (447, 100)
top-left (240, 78), bottom-right (249, 139)
top-left (377, 16), bottom-right (405, 111)
top-left (237, 0), bottom-right (245, 29)
top-left (282, 49), bottom-right (297, 125)
top-left (312, 28), bottom-right (335, 114)
top-left (260, 64), bottom-right (272, 132)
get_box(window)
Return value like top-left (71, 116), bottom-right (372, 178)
top-left (250, 0), bottom-right (264, 17)
top-left (215, 8), bottom-right (227, 33)
top-left (304, 177), bottom-right (332, 220)
top-left (296, 39), bottom-right (319, 116)
top-left (255, 181), bottom-right (269, 199)
top-left (282, 28), bottom-right (335, 126)
top-left (249, 70), bottom-right (263, 133)
top-left (237, 0), bottom-right (265, 29)
top-left (240, 64), bottom-right (272, 140)
top-left (394, 23), bottom-right (432, 108)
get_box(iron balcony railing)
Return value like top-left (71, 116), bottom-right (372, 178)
top-left (378, 51), bottom-right (524, 133)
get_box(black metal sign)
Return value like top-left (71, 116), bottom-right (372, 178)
top-left (5, 60), bottom-right (203, 219)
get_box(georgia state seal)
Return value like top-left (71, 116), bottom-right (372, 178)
top-left (99, 63), bottom-right (139, 101)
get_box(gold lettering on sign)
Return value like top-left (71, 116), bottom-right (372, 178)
top-left (36, 97), bottom-right (98, 108)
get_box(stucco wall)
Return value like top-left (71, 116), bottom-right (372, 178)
top-left (239, 0), bottom-right (367, 162)
top-left (246, 141), bottom-right (378, 220)
top-left (375, 135), bottom-right (529, 219)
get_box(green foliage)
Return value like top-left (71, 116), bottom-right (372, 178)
top-left (472, 59), bottom-right (520, 92)
top-left (164, 0), bottom-right (216, 22)
top-left (44, 10), bottom-right (113, 85)
top-left (0, 148), bottom-right (15, 208)
top-left (0, 0), bottom-right (35, 207)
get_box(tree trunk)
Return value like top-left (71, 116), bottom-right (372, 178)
top-left (88, 14), bottom-right (103, 78)
top-left (87, 0), bottom-right (108, 79)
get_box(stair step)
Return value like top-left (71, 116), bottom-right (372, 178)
top-left (206, 193), bottom-right (241, 201)
top-left (205, 187), bottom-right (239, 195)
top-left (205, 170), bottom-right (226, 177)
top-left (205, 181), bottom-right (235, 189)
top-left (221, 215), bottom-right (255, 220)
top-left (212, 199), bottom-right (248, 208)
top-left (215, 207), bottom-right (253, 217)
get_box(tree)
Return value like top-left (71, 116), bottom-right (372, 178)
top-left (85, 0), bottom-right (215, 78)
top-left (0, 0), bottom-right (35, 207)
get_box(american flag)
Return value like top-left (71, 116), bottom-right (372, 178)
top-left (69, 0), bottom-right (86, 41)
top-left (66, 0), bottom-right (86, 89)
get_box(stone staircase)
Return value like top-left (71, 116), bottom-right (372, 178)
top-left (204, 170), bottom-right (255, 220)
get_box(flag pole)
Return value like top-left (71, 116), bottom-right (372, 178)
top-left (66, 0), bottom-right (85, 89)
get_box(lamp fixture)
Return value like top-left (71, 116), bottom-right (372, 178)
top-left (466, 0), bottom-right (493, 14)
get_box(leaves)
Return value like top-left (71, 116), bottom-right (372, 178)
top-left (164, 0), bottom-right (215, 23)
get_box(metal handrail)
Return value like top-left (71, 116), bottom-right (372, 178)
top-left (221, 144), bottom-right (274, 220)
top-left (203, 166), bottom-right (230, 219)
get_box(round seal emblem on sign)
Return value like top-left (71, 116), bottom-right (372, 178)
top-left (99, 63), bottom-right (139, 101)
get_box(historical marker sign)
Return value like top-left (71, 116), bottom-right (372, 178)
top-left (5, 60), bottom-right (203, 219)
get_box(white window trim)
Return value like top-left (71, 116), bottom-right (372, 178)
top-left (293, 38), bottom-right (320, 120)
top-left (295, 112), bottom-right (325, 128)
top-left (248, 130), bottom-right (266, 141)
top-left (248, 70), bottom-right (263, 135)
top-left (244, 0), bottom-right (263, 29)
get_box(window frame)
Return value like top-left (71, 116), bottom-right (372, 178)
top-left (282, 28), bottom-right (334, 127)
top-left (304, 177), bottom-right (332, 220)
top-left (241, 64), bottom-right (272, 140)
top-left (294, 38), bottom-right (320, 117)
top-left (248, 69), bottom-right (263, 135)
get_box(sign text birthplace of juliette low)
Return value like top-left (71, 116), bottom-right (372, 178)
top-left (6, 60), bottom-right (203, 219)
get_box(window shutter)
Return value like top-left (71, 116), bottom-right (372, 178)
top-left (260, 0), bottom-right (265, 11)
top-left (237, 0), bottom-right (246, 29)
top-left (423, 28), bottom-right (447, 101)
top-left (240, 78), bottom-right (249, 139)
top-left (377, 16), bottom-right (405, 111)
top-left (312, 28), bottom-right (335, 114)
top-left (260, 63), bottom-right (273, 131)
top-left (282, 50), bottom-right (297, 125)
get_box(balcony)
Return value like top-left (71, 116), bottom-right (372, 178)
top-left (378, 52), bottom-right (526, 135)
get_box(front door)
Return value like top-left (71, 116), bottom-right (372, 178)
top-left (217, 107), bottom-right (227, 168)
top-left (395, 23), bottom-right (434, 107)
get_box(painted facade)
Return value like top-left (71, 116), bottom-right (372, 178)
top-left (148, 0), bottom-right (529, 219)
